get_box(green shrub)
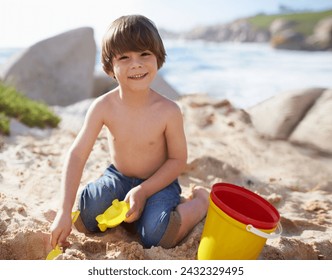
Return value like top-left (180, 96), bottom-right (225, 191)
top-left (0, 112), bottom-right (10, 135)
top-left (0, 82), bottom-right (61, 135)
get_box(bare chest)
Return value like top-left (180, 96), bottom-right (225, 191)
top-left (106, 112), bottom-right (166, 150)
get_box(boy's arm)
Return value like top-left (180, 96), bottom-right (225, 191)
top-left (125, 104), bottom-right (187, 222)
top-left (59, 98), bottom-right (105, 212)
top-left (50, 98), bottom-right (105, 247)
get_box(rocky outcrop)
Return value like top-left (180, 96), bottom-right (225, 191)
top-left (92, 71), bottom-right (118, 98)
top-left (151, 74), bottom-right (180, 100)
top-left (178, 13), bottom-right (332, 52)
top-left (0, 27), bottom-right (96, 106)
top-left (248, 87), bottom-right (332, 154)
top-left (269, 18), bottom-right (297, 34)
top-left (270, 16), bottom-right (332, 51)
top-left (270, 18), bottom-right (306, 50)
top-left (290, 89), bottom-right (332, 153)
top-left (306, 17), bottom-right (332, 50)
top-left (184, 19), bottom-right (270, 43)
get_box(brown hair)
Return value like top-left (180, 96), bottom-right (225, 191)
top-left (101, 15), bottom-right (166, 75)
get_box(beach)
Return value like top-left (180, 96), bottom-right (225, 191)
top-left (1, 93), bottom-right (331, 260)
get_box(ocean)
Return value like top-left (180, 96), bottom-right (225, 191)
top-left (1, 40), bottom-right (332, 109)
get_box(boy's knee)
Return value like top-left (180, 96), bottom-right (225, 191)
top-left (78, 184), bottom-right (111, 232)
top-left (139, 210), bottom-right (181, 248)
top-left (73, 214), bottom-right (90, 234)
top-left (157, 210), bottom-right (182, 248)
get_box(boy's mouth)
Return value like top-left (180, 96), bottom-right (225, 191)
top-left (128, 73), bottom-right (148, 80)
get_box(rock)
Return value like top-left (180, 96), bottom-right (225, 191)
top-left (290, 89), bottom-right (332, 154)
top-left (9, 119), bottom-right (52, 139)
top-left (92, 71), bottom-right (117, 98)
top-left (184, 19), bottom-right (270, 43)
top-left (305, 17), bottom-right (332, 51)
top-left (270, 29), bottom-right (305, 50)
top-left (313, 16), bottom-right (332, 48)
top-left (270, 16), bottom-right (332, 51)
top-left (151, 74), bottom-right (180, 100)
top-left (53, 99), bottom-right (94, 134)
top-left (248, 86), bottom-right (332, 153)
top-left (248, 88), bottom-right (325, 139)
top-left (269, 19), bottom-right (296, 35)
top-left (0, 27), bottom-right (96, 106)
top-left (269, 18), bottom-right (304, 50)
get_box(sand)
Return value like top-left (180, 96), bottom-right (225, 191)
top-left (0, 94), bottom-right (331, 260)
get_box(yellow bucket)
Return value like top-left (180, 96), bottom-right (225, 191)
top-left (197, 183), bottom-right (282, 260)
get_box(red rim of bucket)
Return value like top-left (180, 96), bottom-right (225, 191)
top-left (210, 183), bottom-right (280, 229)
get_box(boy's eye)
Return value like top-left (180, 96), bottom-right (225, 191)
top-left (119, 55), bottom-right (129, 60)
top-left (141, 52), bottom-right (151, 56)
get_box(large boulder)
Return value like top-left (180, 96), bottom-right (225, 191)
top-left (247, 88), bottom-right (325, 139)
top-left (53, 98), bottom-right (94, 134)
top-left (269, 18), bottom-right (296, 35)
top-left (290, 89), bottom-right (332, 153)
top-left (0, 27), bottom-right (96, 106)
top-left (184, 19), bottom-right (270, 43)
top-left (248, 87), bottom-right (332, 154)
top-left (151, 74), bottom-right (180, 100)
top-left (92, 71), bottom-right (118, 98)
top-left (306, 17), bottom-right (332, 51)
top-left (269, 18), bottom-right (304, 50)
top-left (270, 16), bottom-right (332, 51)
top-left (270, 29), bottom-right (305, 50)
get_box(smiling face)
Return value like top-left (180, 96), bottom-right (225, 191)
top-left (101, 15), bottom-right (166, 77)
top-left (112, 50), bottom-right (158, 92)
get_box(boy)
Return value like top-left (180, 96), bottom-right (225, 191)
top-left (50, 15), bottom-right (209, 249)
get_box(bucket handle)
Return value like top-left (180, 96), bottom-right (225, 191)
top-left (246, 223), bottom-right (282, 239)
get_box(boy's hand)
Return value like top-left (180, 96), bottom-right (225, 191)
top-left (124, 185), bottom-right (147, 223)
top-left (50, 211), bottom-right (72, 249)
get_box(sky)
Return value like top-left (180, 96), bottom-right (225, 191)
top-left (1, 0), bottom-right (332, 47)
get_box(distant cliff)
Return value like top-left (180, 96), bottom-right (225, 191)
top-left (183, 19), bottom-right (269, 43)
top-left (161, 9), bottom-right (332, 51)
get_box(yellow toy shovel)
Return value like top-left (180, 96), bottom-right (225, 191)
top-left (46, 210), bottom-right (80, 260)
top-left (96, 199), bottom-right (130, 232)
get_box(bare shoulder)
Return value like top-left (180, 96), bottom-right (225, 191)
top-left (87, 89), bottom-right (118, 115)
top-left (152, 91), bottom-right (182, 116)
top-left (93, 89), bottom-right (118, 107)
top-left (79, 90), bottom-right (118, 129)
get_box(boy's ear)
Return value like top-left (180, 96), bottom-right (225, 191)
top-left (102, 66), bottom-right (115, 79)
top-left (107, 71), bottom-right (116, 81)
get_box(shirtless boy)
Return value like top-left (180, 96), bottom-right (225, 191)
top-left (50, 14), bottom-right (209, 249)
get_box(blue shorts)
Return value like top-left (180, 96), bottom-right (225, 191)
top-left (78, 165), bottom-right (182, 248)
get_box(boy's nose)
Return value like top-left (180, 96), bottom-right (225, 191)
top-left (131, 57), bottom-right (143, 68)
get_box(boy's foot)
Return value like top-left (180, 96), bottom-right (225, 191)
top-left (189, 185), bottom-right (210, 212)
top-left (173, 185), bottom-right (210, 245)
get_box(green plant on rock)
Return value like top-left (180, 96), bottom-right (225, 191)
top-left (0, 112), bottom-right (10, 135)
top-left (0, 82), bottom-right (61, 135)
